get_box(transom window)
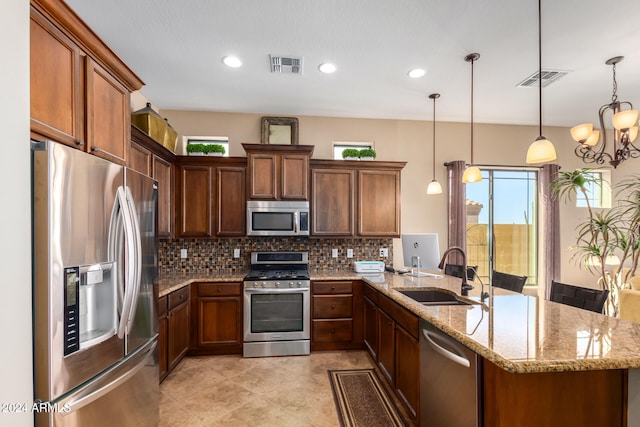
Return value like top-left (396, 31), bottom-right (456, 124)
top-left (332, 142), bottom-right (373, 160)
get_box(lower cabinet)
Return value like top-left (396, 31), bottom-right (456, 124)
top-left (311, 281), bottom-right (363, 351)
top-left (190, 282), bottom-right (243, 355)
top-left (166, 286), bottom-right (190, 377)
top-left (157, 294), bottom-right (168, 382)
top-left (363, 283), bottom-right (420, 422)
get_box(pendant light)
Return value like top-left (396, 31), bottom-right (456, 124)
top-left (427, 93), bottom-right (443, 195)
top-left (525, 0), bottom-right (557, 165)
top-left (462, 53), bottom-right (482, 184)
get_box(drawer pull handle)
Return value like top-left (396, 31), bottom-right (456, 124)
top-left (331, 329), bottom-right (336, 334)
top-left (331, 287), bottom-right (335, 290)
top-left (331, 305), bottom-right (336, 309)
top-left (218, 287), bottom-right (222, 292)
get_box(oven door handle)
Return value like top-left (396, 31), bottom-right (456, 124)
top-left (245, 288), bottom-right (310, 294)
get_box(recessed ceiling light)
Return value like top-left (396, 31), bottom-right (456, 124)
top-left (318, 63), bottom-right (337, 74)
top-left (408, 68), bottom-right (426, 78)
top-left (222, 56), bottom-right (242, 68)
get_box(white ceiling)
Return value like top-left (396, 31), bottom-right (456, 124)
top-left (65, 0), bottom-right (640, 127)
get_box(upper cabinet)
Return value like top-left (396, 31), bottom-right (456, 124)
top-left (310, 160), bottom-right (406, 238)
top-left (243, 144), bottom-right (314, 201)
top-left (30, 0), bottom-right (143, 165)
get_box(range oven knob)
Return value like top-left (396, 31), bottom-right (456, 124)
top-left (288, 281), bottom-right (294, 288)
top-left (262, 281), bottom-right (267, 288)
top-left (297, 282), bottom-right (302, 287)
top-left (253, 281), bottom-right (258, 287)
top-left (275, 281), bottom-right (281, 288)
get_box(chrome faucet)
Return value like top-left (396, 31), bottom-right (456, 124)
top-left (438, 246), bottom-right (474, 295)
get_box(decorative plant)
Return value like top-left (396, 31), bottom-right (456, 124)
top-left (186, 143), bottom-right (206, 154)
top-left (342, 148), bottom-right (360, 159)
top-left (359, 148), bottom-right (377, 159)
top-left (204, 144), bottom-right (226, 155)
top-left (551, 168), bottom-right (640, 316)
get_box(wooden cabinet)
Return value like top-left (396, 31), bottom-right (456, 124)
top-left (167, 286), bottom-right (190, 373)
top-left (175, 157), bottom-right (247, 238)
top-left (190, 282), bottom-right (243, 355)
top-left (362, 283), bottom-right (419, 421)
top-left (243, 144), bottom-right (314, 201)
top-left (157, 295), bottom-right (168, 382)
top-left (358, 169), bottom-right (401, 237)
top-left (130, 126), bottom-right (176, 238)
top-left (311, 169), bottom-right (355, 236)
top-left (311, 281), bottom-right (363, 351)
top-left (310, 160), bottom-right (405, 237)
top-left (30, 0), bottom-right (143, 164)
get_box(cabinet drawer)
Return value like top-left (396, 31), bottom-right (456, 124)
top-left (314, 295), bottom-right (353, 318)
top-left (168, 286), bottom-right (190, 310)
top-left (313, 281), bottom-right (353, 295)
top-left (363, 283), bottom-right (379, 304)
top-left (197, 282), bottom-right (241, 297)
top-left (313, 319), bottom-right (353, 343)
top-left (157, 295), bottom-right (168, 317)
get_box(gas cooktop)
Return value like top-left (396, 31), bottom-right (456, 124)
top-left (244, 251), bottom-right (310, 282)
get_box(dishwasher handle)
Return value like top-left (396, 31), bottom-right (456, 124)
top-left (423, 329), bottom-right (471, 368)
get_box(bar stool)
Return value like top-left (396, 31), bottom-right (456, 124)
top-left (491, 271), bottom-right (527, 293)
top-left (549, 280), bottom-right (609, 314)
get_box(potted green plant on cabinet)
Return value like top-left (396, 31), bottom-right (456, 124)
top-left (359, 148), bottom-right (377, 160)
top-left (341, 148), bottom-right (360, 160)
top-left (186, 143), bottom-right (207, 156)
top-left (204, 144), bottom-right (226, 156)
top-left (551, 169), bottom-right (640, 317)
top-left (187, 143), bottom-right (226, 156)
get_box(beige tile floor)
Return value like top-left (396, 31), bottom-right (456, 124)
top-left (159, 350), bottom-right (377, 426)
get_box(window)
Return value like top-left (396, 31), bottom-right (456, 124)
top-left (576, 170), bottom-right (611, 209)
top-left (183, 136), bottom-right (230, 157)
top-left (332, 142), bottom-right (373, 160)
top-left (465, 169), bottom-right (538, 287)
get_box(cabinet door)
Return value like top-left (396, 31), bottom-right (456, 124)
top-left (358, 170), bottom-right (401, 237)
top-left (198, 297), bottom-right (242, 347)
top-left (176, 165), bottom-right (213, 237)
top-left (167, 301), bottom-right (189, 371)
top-left (129, 142), bottom-right (152, 176)
top-left (363, 296), bottom-right (378, 360)
top-left (30, 9), bottom-right (84, 148)
top-left (217, 167), bottom-right (246, 236)
top-left (153, 156), bottom-right (173, 238)
top-left (85, 58), bottom-right (129, 165)
top-left (377, 309), bottom-right (395, 384)
top-left (157, 295), bottom-right (168, 382)
top-left (395, 325), bottom-right (419, 419)
top-left (248, 153), bottom-right (277, 199)
top-left (281, 154), bottom-right (309, 200)
top-left (311, 169), bottom-right (354, 236)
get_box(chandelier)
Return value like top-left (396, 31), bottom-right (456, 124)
top-left (570, 56), bottom-right (639, 168)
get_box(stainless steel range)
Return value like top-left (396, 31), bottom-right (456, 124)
top-left (243, 251), bottom-right (311, 357)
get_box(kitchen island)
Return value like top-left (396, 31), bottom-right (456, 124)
top-left (157, 270), bottom-right (640, 426)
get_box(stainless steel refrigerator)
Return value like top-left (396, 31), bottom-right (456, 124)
top-left (32, 140), bottom-right (159, 426)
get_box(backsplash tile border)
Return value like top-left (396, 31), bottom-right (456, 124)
top-left (158, 237), bottom-right (394, 275)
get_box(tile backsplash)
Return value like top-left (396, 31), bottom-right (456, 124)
top-left (158, 237), bottom-right (394, 275)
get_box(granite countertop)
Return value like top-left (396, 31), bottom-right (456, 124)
top-left (157, 269), bottom-right (640, 374)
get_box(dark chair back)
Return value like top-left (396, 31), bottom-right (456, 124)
top-left (444, 264), bottom-right (478, 281)
top-left (491, 271), bottom-right (527, 293)
top-left (549, 280), bottom-right (609, 314)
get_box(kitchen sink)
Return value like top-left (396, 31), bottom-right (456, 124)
top-left (399, 289), bottom-right (472, 306)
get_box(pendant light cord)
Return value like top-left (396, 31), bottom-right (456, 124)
top-left (538, 0), bottom-right (543, 138)
top-left (432, 95), bottom-right (437, 179)
top-left (471, 57), bottom-right (474, 164)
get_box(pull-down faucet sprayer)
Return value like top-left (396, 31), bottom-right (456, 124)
top-left (438, 246), bottom-right (474, 295)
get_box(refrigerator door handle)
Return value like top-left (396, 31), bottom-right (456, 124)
top-left (58, 341), bottom-right (157, 414)
top-left (115, 186), bottom-right (137, 339)
top-left (123, 186), bottom-right (143, 335)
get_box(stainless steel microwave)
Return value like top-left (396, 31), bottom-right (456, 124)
top-left (247, 200), bottom-right (310, 236)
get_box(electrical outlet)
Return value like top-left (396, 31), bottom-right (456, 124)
top-left (180, 249), bottom-right (187, 259)
top-left (379, 248), bottom-right (388, 258)
top-left (233, 248), bottom-right (240, 258)
top-left (332, 248), bottom-right (338, 258)
top-left (347, 248), bottom-right (354, 258)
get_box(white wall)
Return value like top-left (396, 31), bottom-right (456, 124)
top-left (0, 1), bottom-right (33, 426)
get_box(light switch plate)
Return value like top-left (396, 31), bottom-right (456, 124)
top-left (332, 248), bottom-right (338, 258)
top-left (233, 249), bottom-right (240, 258)
top-left (347, 248), bottom-right (354, 258)
top-left (180, 249), bottom-right (187, 259)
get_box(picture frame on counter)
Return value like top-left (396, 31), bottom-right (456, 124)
top-left (261, 116), bottom-right (299, 145)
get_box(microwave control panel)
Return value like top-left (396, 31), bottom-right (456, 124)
top-left (63, 266), bottom-right (80, 356)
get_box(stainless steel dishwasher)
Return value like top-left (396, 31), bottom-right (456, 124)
top-left (420, 319), bottom-right (481, 427)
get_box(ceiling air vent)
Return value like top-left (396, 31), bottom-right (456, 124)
top-left (517, 69), bottom-right (569, 88)
top-left (270, 55), bottom-right (304, 74)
